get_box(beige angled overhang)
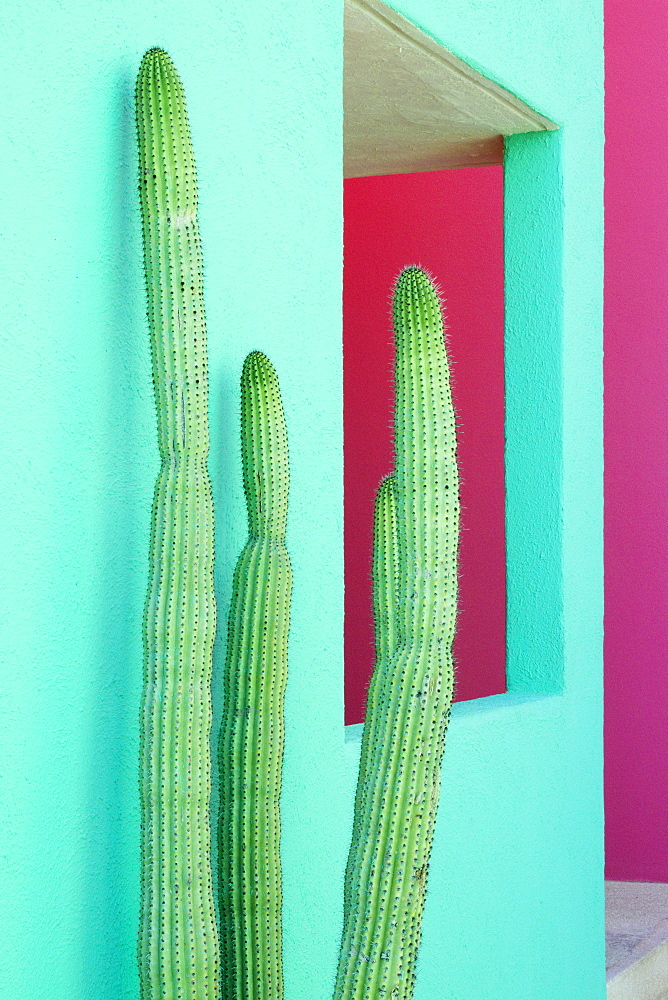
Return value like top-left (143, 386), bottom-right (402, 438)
top-left (344, 0), bottom-right (558, 178)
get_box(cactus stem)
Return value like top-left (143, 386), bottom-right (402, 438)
top-left (136, 47), bottom-right (220, 1000)
top-left (335, 267), bottom-right (459, 1000)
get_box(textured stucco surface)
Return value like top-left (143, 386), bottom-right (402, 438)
top-left (0, 1), bottom-right (603, 998)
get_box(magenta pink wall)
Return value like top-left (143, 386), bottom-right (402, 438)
top-left (604, 0), bottom-right (668, 881)
top-left (344, 167), bottom-right (506, 726)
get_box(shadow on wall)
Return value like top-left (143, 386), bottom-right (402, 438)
top-left (84, 68), bottom-right (145, 997)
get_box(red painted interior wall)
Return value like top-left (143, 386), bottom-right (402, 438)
top-left (344, 166), bottom-right (506, 726)
top-left (604, 0), bottom-right (668, 881)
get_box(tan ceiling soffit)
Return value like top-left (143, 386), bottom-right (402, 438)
top-left (344, 0), bottom-right (558, 178)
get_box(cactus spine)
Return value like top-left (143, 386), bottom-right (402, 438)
top-left (219, 352), bottom-right (292, 1000)
top-left (335, 267), bottom-right (460, 1000)
top-left (136, 48), bottom-right (220, 1000)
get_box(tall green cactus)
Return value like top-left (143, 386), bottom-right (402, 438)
top-left (219, 351), bottom-right (292, 1000)
top-left (335, 267), bottom-right (460, 1000)
top-left (136, 48), bottom-right (220, 1000)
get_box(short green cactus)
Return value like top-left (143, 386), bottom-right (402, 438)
top-left (136, 48), bottom-right (220, 1000)
top-left (342, 473), bottom-right (400, 915)
top-left (334, 267), bottom-right (460, 1000)
top-left (218, 351), bottom-right (292, 1000)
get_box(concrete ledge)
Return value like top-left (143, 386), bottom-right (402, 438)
top-left (607, 882), bottom-right (668, 1000)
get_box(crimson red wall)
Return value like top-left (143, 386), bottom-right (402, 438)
top-left (604, 0), bottom-right (668, 881)
top-left (344, 166), bottom-right (506, 726)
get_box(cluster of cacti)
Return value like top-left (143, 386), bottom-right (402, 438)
top-left (334, 267), bottom-right (460, 1000)
top-left (218, 351), bottom-right (292, 1000)
top-left (136, 49), bottom-right (220, 1000)
top-left (136, 47), bottom-right (458, 1000)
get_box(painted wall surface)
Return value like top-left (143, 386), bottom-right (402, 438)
top-left (344, 167), bottom-right (506, 726)
top-left (0, 2), bottom-right (603, 1000)
top-left (1, 4), bottom-right (344, 996)
top-left (604, 0), bottom-right (668, 882)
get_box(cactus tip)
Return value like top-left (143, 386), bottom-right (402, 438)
top-left (395, 264), bottom-right (443, 297)
top-left (137, 47), bottom-right (180, 94)
top-left (140, 45), bottom-right (173, 64)
top-left (243, 350), bottom-right (279, 381)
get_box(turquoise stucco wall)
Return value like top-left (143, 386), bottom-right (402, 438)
top-left (0, 1), bottom-right (603, 999)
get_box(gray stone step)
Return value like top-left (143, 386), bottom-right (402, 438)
top-left (607, 881), bottom-right (668, 1000)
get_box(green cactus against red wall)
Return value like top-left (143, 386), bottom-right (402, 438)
top-left (334, 267), bottom-right (460, 1000)
top-left (218, 350), bottom-right (292, 1000)
top-left (136, 48), bottom-right (220, 1000)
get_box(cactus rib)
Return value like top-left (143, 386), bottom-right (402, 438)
top-left (335, 267), bottom-right (460, 1000)
top-left (219, 351), bottom-right (292, 1000)
top-left (137, 48), bottom-right (220, 1000)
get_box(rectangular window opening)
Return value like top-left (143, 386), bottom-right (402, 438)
top-left (343, 166), bottom-right (507, 726)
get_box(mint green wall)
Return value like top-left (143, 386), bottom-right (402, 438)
top-left (0, 1), bottom-right (603, 999)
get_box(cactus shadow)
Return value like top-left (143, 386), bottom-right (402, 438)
top-left (80, 66), bottom-right (145, 999)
